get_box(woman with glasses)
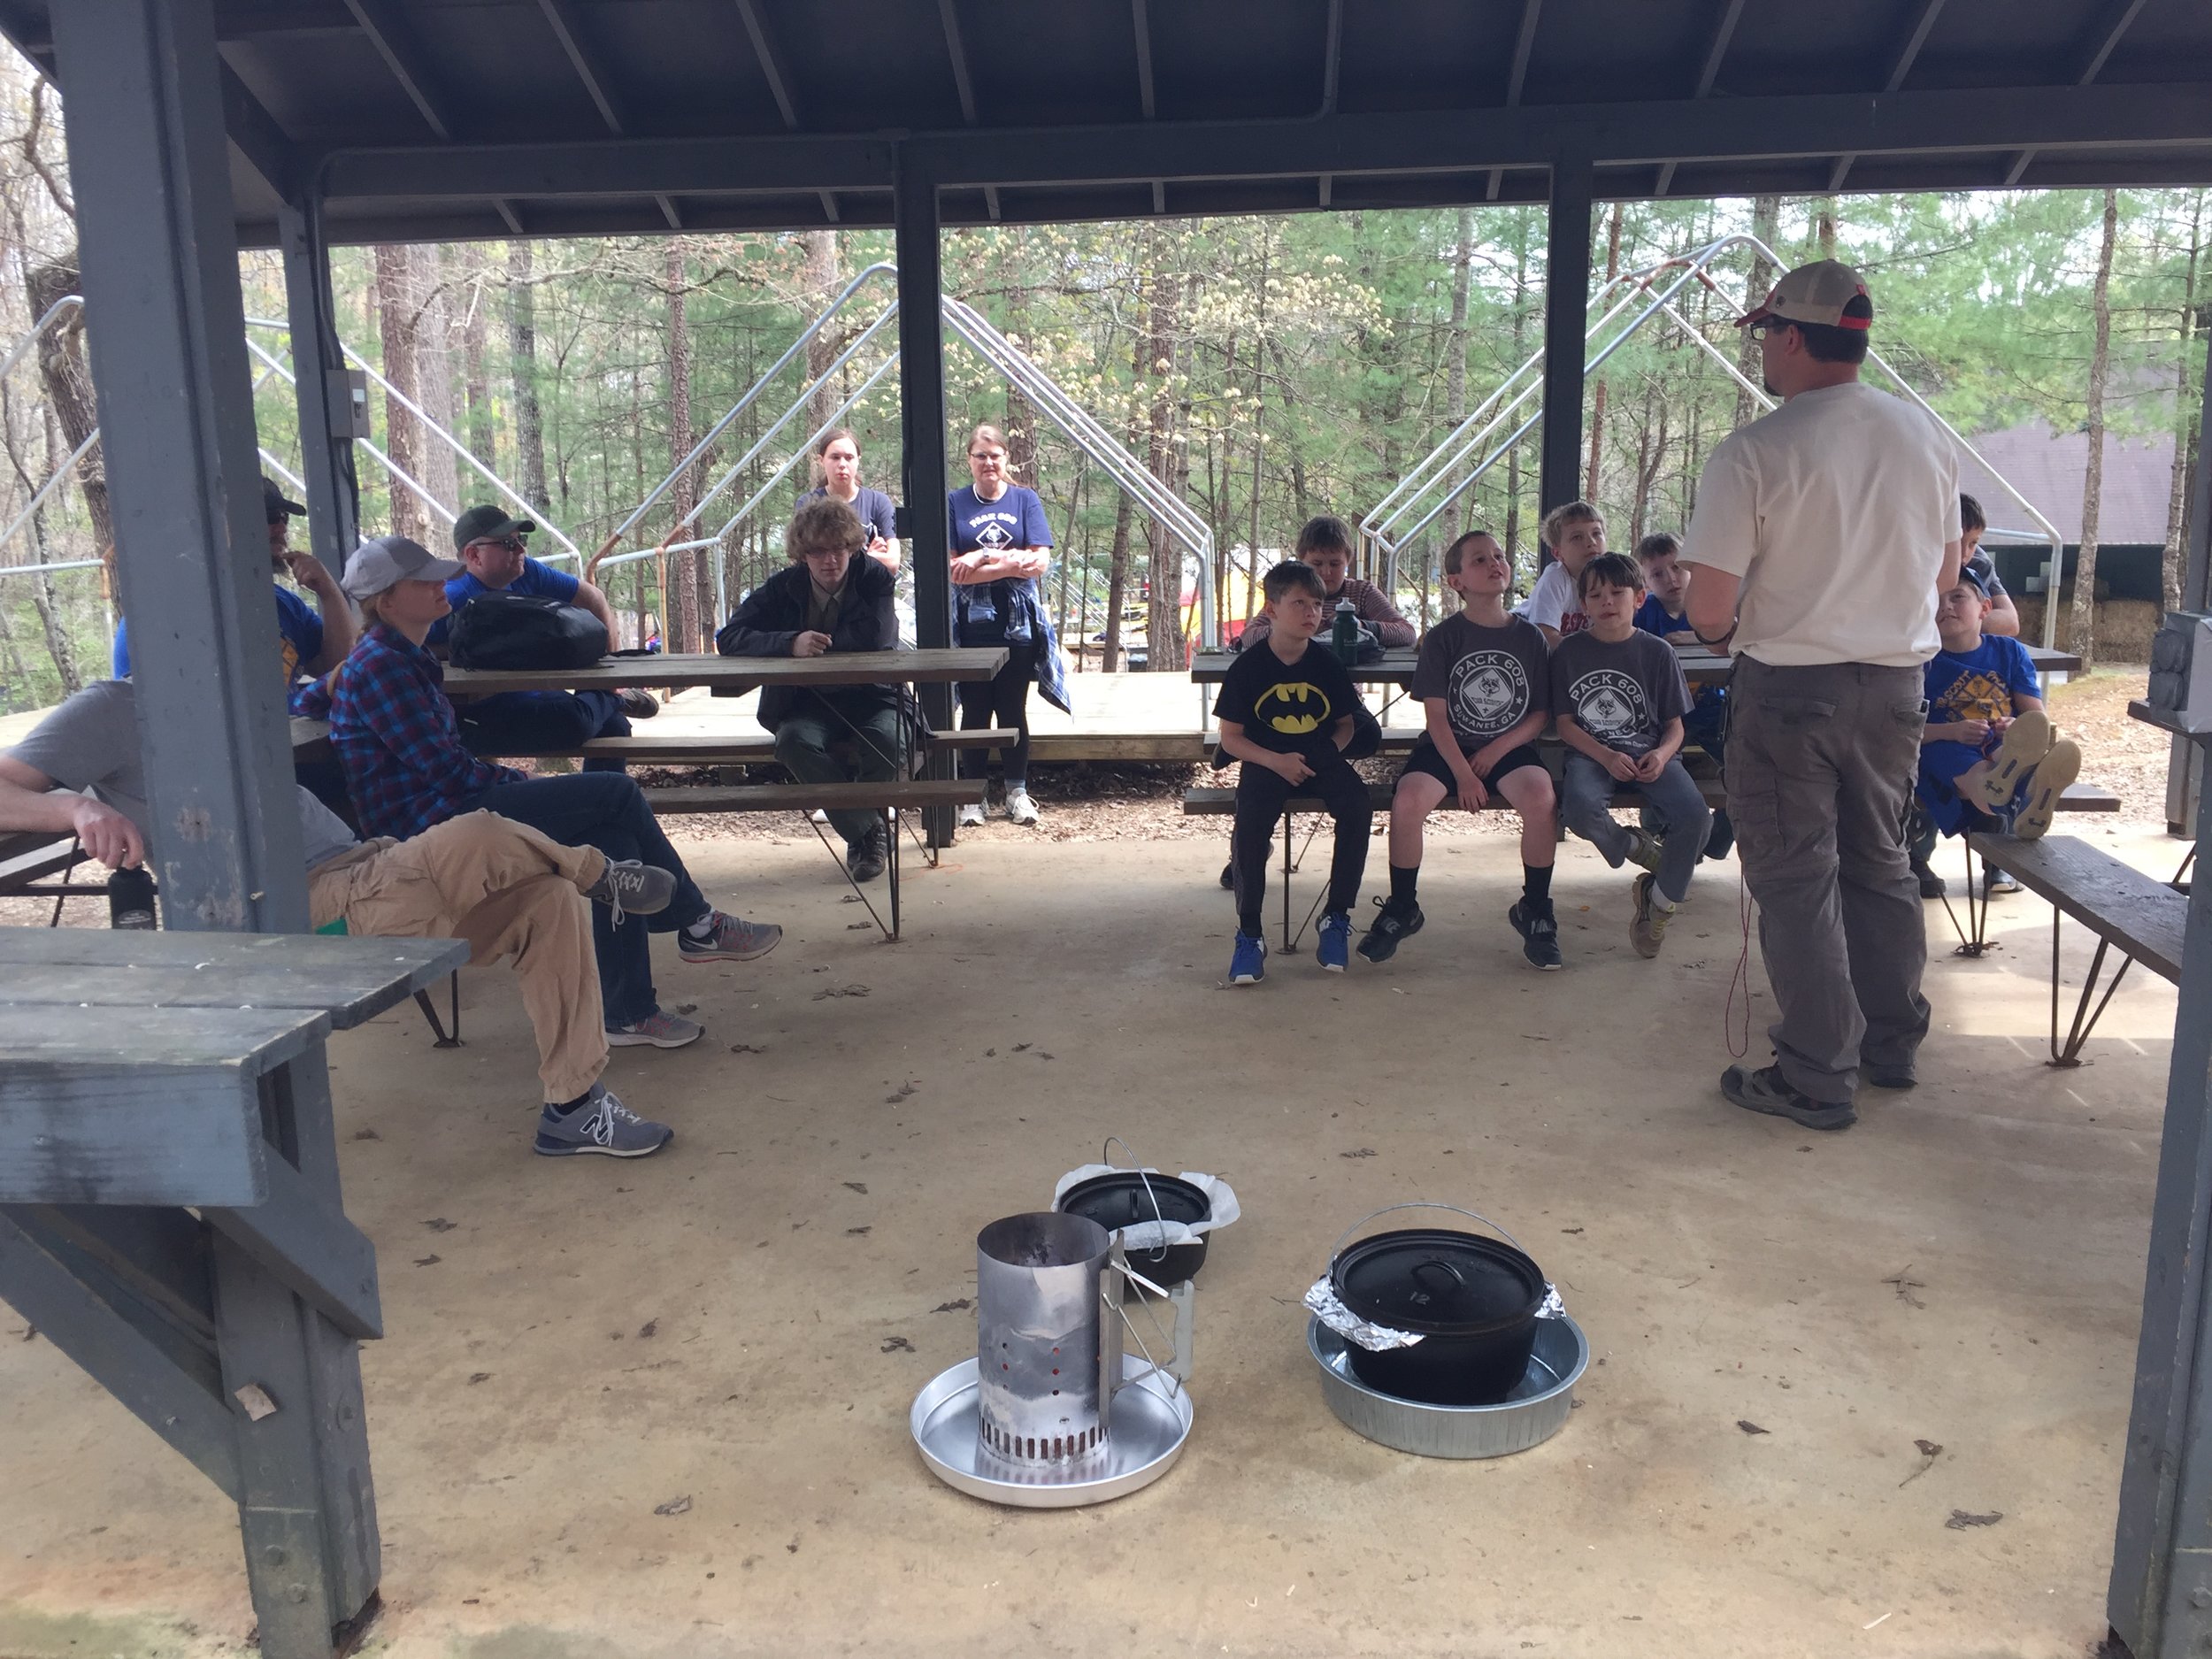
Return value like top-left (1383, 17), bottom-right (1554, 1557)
top-left (946, 424), bottom-right (1069, 827)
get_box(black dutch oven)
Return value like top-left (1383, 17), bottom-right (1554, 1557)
top-left (1056, 1171), bottom-right (1212, 1289)
top-left (1330, 1205), bottom-right (1546, 1406)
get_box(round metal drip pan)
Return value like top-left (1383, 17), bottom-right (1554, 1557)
top-left (1310, 1312), bottom-right (1586, 1459)
top-left (911, 1353), bottom-right (1194, 1509)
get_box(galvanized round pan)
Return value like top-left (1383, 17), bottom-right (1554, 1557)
top-left (911, 1353), bottom-right (1194, 1509)
top-left (1309, 1312), bottom-right (1586, 1459)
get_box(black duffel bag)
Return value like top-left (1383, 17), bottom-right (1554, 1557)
top-left (446, 591), bottom-right (610, 671)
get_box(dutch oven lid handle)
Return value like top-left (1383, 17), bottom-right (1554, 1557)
top-left (1329, 1202), bottom-right (1526, 1264)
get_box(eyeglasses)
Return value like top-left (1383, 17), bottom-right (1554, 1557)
top-left (468, 534), bottom-right (525, 553)
top-left (1746, 320), bottom-right (1789, 342)
top-left (968, 450), bottom-right (1006, 463)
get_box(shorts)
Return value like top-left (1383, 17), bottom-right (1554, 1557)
top-left (1399, 735), bottom-right (1548, 795)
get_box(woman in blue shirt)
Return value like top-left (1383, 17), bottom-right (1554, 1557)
top-left (947, 424), bottom-right (1070, 826)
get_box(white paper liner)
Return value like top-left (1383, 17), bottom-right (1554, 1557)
top-left (1051, 1164), bottom-right (1240, 1253)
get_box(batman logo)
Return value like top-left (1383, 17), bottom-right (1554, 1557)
top-left (1256, 680), bottom-right (1333, 735)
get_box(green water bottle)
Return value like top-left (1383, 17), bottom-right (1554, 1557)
top-left (1332, 597), bottom-right (1359, 664)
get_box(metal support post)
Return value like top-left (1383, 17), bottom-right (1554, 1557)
top-left (1539, 153), bottom-right (1594, 520)
top-left (2167, 328), bottom-right (2212, 836)
top-left (53, 0), bottom-right (308, 933)
top-left (279, 190), bottom-right (361, 574)
top-left (895, 146), bottom-right (957, 848)
top-left (2108, 727), bottom-right (2212, 1657)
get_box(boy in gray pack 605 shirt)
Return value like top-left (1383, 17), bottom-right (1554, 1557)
top-left (1550, 553), bottom-right (1710, 959)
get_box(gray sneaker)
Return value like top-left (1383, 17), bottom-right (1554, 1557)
top-left (1721, 1064), bottom-right (1855, 1132)
top-left (678, 910), bottom-right (783, 963)
top-left (534, 1086), bottom-right (672, 1158)
top-left (586, 858), bottom-right (677, 923)
top-left (606, 1009), bottom-right (704, 1048)
top-left (1624, 826), bottom-right (1665, 875)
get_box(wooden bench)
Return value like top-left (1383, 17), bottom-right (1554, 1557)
top-left (1962, 831), bottom-right (2187, 1064)
top-left (641, 777), bottom-right (987, 940)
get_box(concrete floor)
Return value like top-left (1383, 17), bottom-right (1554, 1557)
top-left (0, 823), bottom-right (2185, 1659)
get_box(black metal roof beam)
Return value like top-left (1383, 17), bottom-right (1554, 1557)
top-left (317, 81), bottom-right (2212, 204)
top-left (342, 0), bottom-right (453, 140)
top-left (1829, 0), bottom-right (1950, 192)
top-left (1319, 0), bottom-right (1343, 116)
top-left (538, 0), bottom-right (626, 134)
top-left (933, 0), bottom-right (996, 219)
top-left (1655, 0), bottom-right (1748, 196)
top-left (0, 1), bottom-right (54, 77)
top-left (219, 59), bottom-right (295, 197)
top-left (1132, 0), bottom-right (1156, 119)
top-left (725, 3), bottom-right (841, 228)
top-left (2005, 0), bottom-right (2153, 185)
top-left (1486, 0), bottom-right (1544, 199)
top-left (656, 194), bottom-right (682, 229)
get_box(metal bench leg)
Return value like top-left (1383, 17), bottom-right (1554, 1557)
top-left (412, 977), bottom-right (463, 1049)
top-left (1280, 816), bottom-right (1295, 950)
top-left (887, 807), bottom-right (902, 942)
top-left (1943, 835), bottom-right (1993, 957)
top-left (804, 812), bottom-right (895, 942)
top-left (2049, 910), bottom-right (2136, 1067)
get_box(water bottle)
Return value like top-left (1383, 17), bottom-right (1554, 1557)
top-left (107, 865), bottom-right (157, 931)
top-left (1332, 597), bottom-right (1360, 664)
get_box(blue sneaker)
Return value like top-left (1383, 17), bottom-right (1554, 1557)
top-left (1316, 911), bottom-right (1351, 972)
top-left (533, 1087), bottom-right (672, 1158)
top-left (1229, 932), bottom-right (1267, 985)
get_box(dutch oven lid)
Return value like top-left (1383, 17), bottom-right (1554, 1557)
top-left (1332, 1227), bottom-right (1544, 1336)
top-left (1057, 1171), bottom-right (1210, 1230)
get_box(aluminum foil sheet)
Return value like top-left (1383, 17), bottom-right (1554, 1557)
top-left (1302, 1274), bottom-right (1425, 1352)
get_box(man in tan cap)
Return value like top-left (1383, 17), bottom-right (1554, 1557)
top-left (1681, 259), bottom-right (1962, 1133)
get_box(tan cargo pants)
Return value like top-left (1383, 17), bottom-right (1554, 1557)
top-left (308, 810), bottom-right (610, 1102)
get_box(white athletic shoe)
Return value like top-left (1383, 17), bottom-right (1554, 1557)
top-left (1003, 787), bottom-right (1040, 826)
top-left (956, 803), bottom-right (987, 829)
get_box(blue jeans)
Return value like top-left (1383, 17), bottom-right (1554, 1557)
top-left (458, 690), bottom-right (632, 772)
top-left (460, 772), bottom-right (710, 1026)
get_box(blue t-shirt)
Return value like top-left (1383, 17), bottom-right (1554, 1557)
top-left (430, 556), bottom-right (580, 645)
top-left (1924, 634), bottom-right (2040, 726)
top-left (949, 484), bottom-right (1052, 557)
top-left (113, 586), bottom-right (325, 686)
top-left (1632, 595), bottom-right (1687, 639)
top-left (801, 485), bottom-right (897, 545)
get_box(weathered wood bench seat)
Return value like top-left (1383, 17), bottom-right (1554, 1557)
top-left (1963, 831), bottom-right (2187, 1063)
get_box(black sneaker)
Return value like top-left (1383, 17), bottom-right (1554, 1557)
top-left (1721, 1064), bottom-right (1856, 1131)
top-left (1218, 860), bottom-right (1235, 891)
top-left (1356, 897), bottom-right (1424, 964)
top-left (847, 824), bottom-right (887, 883)
top-left (1702, 810), bottom-right (1735, 863)
top-left (1912, 857), bottom-right (1947, 900)
top-left (1508, 899), bottom-right (1562, 971)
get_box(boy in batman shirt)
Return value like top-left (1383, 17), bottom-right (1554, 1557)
top-left (1212, 560), bottom-right (1369, 984)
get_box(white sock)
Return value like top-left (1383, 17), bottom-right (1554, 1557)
top-left (1652, 889), bottom-right (1678, 912)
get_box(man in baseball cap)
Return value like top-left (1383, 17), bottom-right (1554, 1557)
top-left (1679, 258), bottom-right (1964, 1133)
top-left (434, 503), bottom-right (656, 766)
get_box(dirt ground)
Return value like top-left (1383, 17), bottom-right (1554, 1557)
top-left (0, 798), bottom-right (2192, 1659)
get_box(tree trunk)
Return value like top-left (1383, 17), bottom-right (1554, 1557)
top-left (801, 230), bottom-right (842, 439)
top-left (1102, 488), bottom-right (1133, 674)
top-left (460, 249), bottom-right (495, 468)
top-left (1003, 229), bottom-right (1039, 485)
top-left (24, 257), bottom-right (110, 555)
top-left (2071, 188), bottom-right (2120, 667)
top-left (1813, 197), bottom-right (1839, 260)
top-left (373, 242), bottom-right (428, 543)
top-left (1142, 227), bottom-right (1186, 670)
top-left (1585, 200), bottom-right (1623, 501)
top-left (2164, 190), bottom-right (2204, 616)
top-left (1439, 207), bottom-right (1475, 588)
top-left (504, 242), bottom-right (549, 512)
top-left (1735, 195), bottom-right (1781, 429)
top-left (1505, 212), bottom-right (1530, 572)
top-left (665, 238), bottom-right (701, 651)
top-left (414, 247), bottom-right (460, 512)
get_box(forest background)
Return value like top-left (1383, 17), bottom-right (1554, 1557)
top-left (0, 53), bottom-right (2203, 713)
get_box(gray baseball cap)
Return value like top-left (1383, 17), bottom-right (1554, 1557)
top-left (342, 534), bottom-right (465, 600)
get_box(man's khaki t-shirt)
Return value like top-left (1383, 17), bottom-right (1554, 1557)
top-left (1684, 381), bottom-right (1960, 668)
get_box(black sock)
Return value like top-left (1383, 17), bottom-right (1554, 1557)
top-left (1389, 864), bottom-right (1419, 909)
top-left (548, 1086), bottom-right (597, 1115)
top-left (1237, 910), bottom-right (1263, 939)
top-left (1523, 863), bottom-right (1554, 905)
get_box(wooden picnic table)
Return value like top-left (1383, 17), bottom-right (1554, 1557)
top-left (1191, 641), bottom-right (2084, 688)
top-left (439, 647), bottom-right (1009, 699)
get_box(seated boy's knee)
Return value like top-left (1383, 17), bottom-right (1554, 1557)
top-left (772, 724), bottom-right (829, 766)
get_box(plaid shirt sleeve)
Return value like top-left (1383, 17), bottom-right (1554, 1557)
top-left (331, 629), bottom-right (523, 838)
top-left (1347, 578), bottom-right (1417, 648)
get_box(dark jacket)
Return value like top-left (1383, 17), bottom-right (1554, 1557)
top-left (716, 557), bottom-right (900, 731)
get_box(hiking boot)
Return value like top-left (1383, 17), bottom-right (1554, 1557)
top-left (956, 802), bottom-right (987, 829)
top-left (585, 857), bottom-right (677, 923)
top-left (1229, 931), bottom-right (1267, 985)
top-left (1975, 710), bottom-right (2055, 809)
top-left (1356, 897), bottom-right (1424, 964)
top-left (1630, 872), bottom-right (1671, 959)
top-left (1004, 787), bottom-right (1040, 826)
top-left (1623, 826), bottom-right (1664, 875)
top-left (1316, 911), bottom-right (1352, 972)
top-left (1721, 1064), bottom-right (1855, 1131)
top-left (847, 823), bottom-right (888, 883)
top-left (617, 687), bottom-right (662, 720)
top-left (1509, 898), bottom-right (1562, 971)
top-left (2013, 738), bottom-right (2081, 841)
top-left (534, 1087), bottom-right (672, 1158)
top-left (679, 910), bottom-right (782, 963)
top-left (607, 1009), bottom-right (704, 1048)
